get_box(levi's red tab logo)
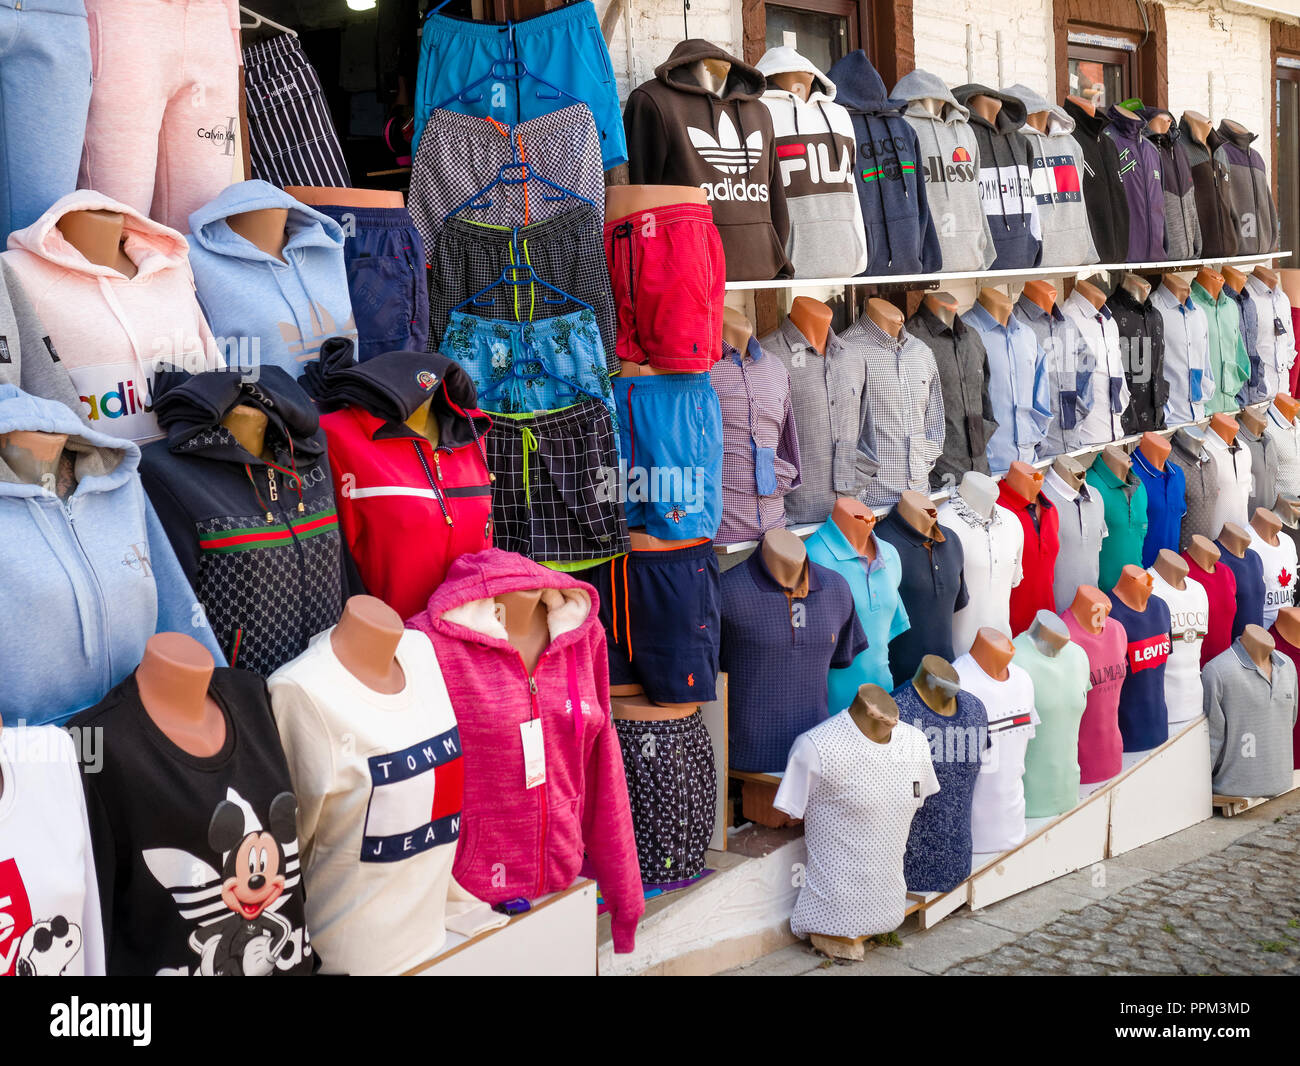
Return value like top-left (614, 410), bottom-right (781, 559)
top-left (1129, 633), bottom-right (1171, 671)
top-left (0, 857), bottom-right (34, 977)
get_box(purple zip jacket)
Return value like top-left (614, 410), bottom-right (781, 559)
top-left (1103, 107), bottom-right (1166, 262)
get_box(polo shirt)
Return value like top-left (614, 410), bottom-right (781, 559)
top-left (1203, 640), bottom-right (1298, 798)
top-left (997, 480), bottom-right (1060, 636)
top-left (1244, 274), bottom-right (1297, 400)
top-left (1106, 285), bottom-right (1167, 434)
top-left (1062, 289), bottom-right (1128, 446)
top-left (1265, 402), bottom-right (1300, 500)
top-left (1240, 423), bottom-right (1279, 517)
top-left (907, 305), bottom-right (997, 489)
top-left (1216, 540), bottom-right (1266, 639)
top-left (1086, 454), bottom-right (1149, 592)
top-left (841, 315), bottom-right (945, 507)
top-left (953, 654), bottom-right (1039, 854)
top-left (1264, 623), bottom-right (1300, 769)
top-left (1191, 280), bottom-right (1251, 415)
top-left (1013, 631), bottom-right (1091, 817)
top-left (763, 318), bottom-right (873, 525)
top-left (874, 508), bottom-right (970, 684)
top-left (1041, 470), bottom-right (1107, 611)
top-left (1013, 295), bottom-right (1093, 457)
top-left (897, 681), bottom-right (989, 893)
top-left (1152, 283), bottom-right (1214, 425)
top-left (1203, 430), bottom-right (1253, 538)
top-left (1131, 450), bottom-right (1187, 568)
top-left (805, 521), bottom-right (910, 711)
top-left (1108, 594), bottom-right (1173, 752)
top-left (936, 489), bottom-right (1024, 656)
top-left (710, 336), bottom-right (803, 545)
top-left (720, 550), bottom-right (868, 772)
top-left (1169, 429), bottom-right (1221, 550)
top-left (1246, 523), bottom-right (1298, 629)
top-left (1147, 568), bottom-right (1209, 727)
top-left (774, 714), bottom-right (938, 938)
top-left (962, 301), bottom-right (1052, 473)
top-left (1062, 607), bottom-right (1128, 784)
top-left (1185, 550), bottom-right (1241, 664)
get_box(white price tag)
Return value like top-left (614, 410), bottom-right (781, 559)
top-left (782, 30), bottom-right (798, 48)
top-left (521, 719), bottom-right (546, 789)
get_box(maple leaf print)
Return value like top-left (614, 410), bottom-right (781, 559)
top-left (1280, 567), bottom-right (1293, 588)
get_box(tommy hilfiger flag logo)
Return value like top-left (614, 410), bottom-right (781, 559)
top-left (1030, 155), bottom-right (1083, 205)
top-left (362, 727), bottom-right (464, 863)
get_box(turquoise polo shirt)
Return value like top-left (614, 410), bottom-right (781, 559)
top-left (806, 520), bottom-right (911, 713)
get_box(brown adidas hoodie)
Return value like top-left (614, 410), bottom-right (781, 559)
top-left (624, 40), bottom-right (792, 281)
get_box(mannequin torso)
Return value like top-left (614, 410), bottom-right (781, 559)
top-left (1238, 407), bottom-right (1267, 439)
top-left (831, 497), bottom-right (877, 560)
top-left (1196, 268), bottom-right (1225, 300)
top-left (135, 633), bottom-right (225, 756)
top-left (1022, 279), bottom-right (1057, 314)
top-left (1052, 453), bottom-right (1086, 491)
top-left (1101, 444), bottom-right (1131, 482)
top-left (895, 489), bottom-right (940, 538)
top-left (405, 397), bottom-right (442, 449)
top-left (911, 655), bottom-right (960, 717)
top-left (847, 683), bottom-right (899, 742)
top-left (761, 527), bottom-right (808, 589)
top-left (1074, 279), bottom-right (1106, 310)
top-left (223, 403), bottom-right (271, 460)
top-left (977, 287), bottom-right (1013, 326)
top-left (497, 588), bottom-right (550, 676)
top-left (1274, 606), bottom-right (1300, 646)
top-left (722, 307), bottom-right (754, 353)
top-left (1121, 274), bottom-right (1151, 303)
top-left (969, 627), bottom-right (1015, 681)
top-left (1209, 413), bottom-right (1238, 446)
top-left (1241, 623), bottom-right (1275, 677)
top-left (956, 470), bottom-right (999, 518)
top-left (1250, 506), bottom-right (1283, 548)
top-left (966, 94), bottom-right (1002, 127)
top-left (1003, 461), bottom-right (1044, 507)
top-left (1218, 523), bottom-right (1250, 559)
top-left (924, 291), bottom-right (958, 327)
top-left (1162, 275), bottom-right (1191, 305)
top-left (605, 185), bottom-right (709, 220)
top-left (1187, 533), bottom-right (1222, 570)
top-left (1112, 564), bottom-right (1154, 611)
top-left (1069, 585), bottom-right (1113, 634)
top-left (1026, 610), bottom-right (1070, 656)
top-left (1183, 111), bottom-right (1212, 145)
top-left (865, 297), bottom-right (904, 337)
top-left (1138, 431), bottom-right (1171, 471)
top-left (283, 186), bottom-right (405, 209)
top-left (330, 595), bottom-right (406, 694)
top-left (1152, 548), bottom-right (1189, 589)
top-left (788, 296), bottom-right (833, 354)
top-left (226, 207), bottom-right (290, 262)
top-left (58, 209), bottom-right (137, 278)
top-left (1275, 394), bottom-right (1300, 423)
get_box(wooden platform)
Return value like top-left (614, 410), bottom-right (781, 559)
top-left (1213, 769), bottom-right (1300, 817)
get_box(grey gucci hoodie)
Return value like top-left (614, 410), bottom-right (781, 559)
top-left (1001, 84), bottom-right (1098, 268)
top-left (893, 69), bottom-right (994, 271)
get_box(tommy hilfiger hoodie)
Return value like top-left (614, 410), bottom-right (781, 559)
top-left (1002, 84), bottom-right (1099, 268)
top-left (1179, 115), bottom-right (1238, 258)
top-left (312, 339), bottom-right (494, 620)
top-left (140, 366), bottom-right (361, 676)
top-left (624, 40), bottom-right (792, 281)
top-left (756, 46), bottom-right (869, 278)
top-left (893, 69), bottom-right (994, 271)
top-left (1103, 106), bottom-right (1166, 262)
top-left (187, 181), bottom-right (358, 379)
top-left (1140, 108), bottom-right (1202, 261)
top-left (1061, 99), bottom-right (1131, 263)
top-left (0, 385), bottom-right (221, 728)
top-left (406, 548), bottom-right (644, 953)
top-left (3, 191), bottom-right (222, 444)
top-left (950, 84), bottom-right (1042, 269)
top-left (830, 51), bottom-right (941, 275)
top-left (1210, 120), bottom-right (1279, 255)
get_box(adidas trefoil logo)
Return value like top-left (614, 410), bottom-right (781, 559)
top-left (688, 112), bottom-right (762, 174)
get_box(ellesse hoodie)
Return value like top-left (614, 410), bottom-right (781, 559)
top-left (624, 39), bottom-right (792, 281)
top-left (3, 191), bottom-right (222, 445)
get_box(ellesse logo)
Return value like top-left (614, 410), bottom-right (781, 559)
top-left (922, 146), bottom-right (977, 185)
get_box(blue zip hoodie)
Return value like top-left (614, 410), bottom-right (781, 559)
top-left (0, 385), bottom-right (222, 727)
top-left (187, 181), bottom-right (358, 380)
top-left (826, 50), bottom-right (941, 275)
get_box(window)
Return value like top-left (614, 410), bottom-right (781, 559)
top-left (1067, 32), bottom-right (1139, 110)
top-left (763, 0), bottom-right (861, 75)
top-left (1277, 61), bottom-right (1300, 268)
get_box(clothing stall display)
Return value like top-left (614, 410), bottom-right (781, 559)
top-left (1106, 286), bottom-right (1168, 433)
top-left (755, 47), bottom-right (869, 278)
top-left (1139, 108), bottom-right (1202, 261)
top-left (73, 667), bottom-right (316, 976)
top-left (187, 182), bottom-right (358, 379)
top-left (1060, 290), bottom-right (1127, 446)
top-left (1086, 456), bottom-right (1149, 592)
top-left (2, 191), bottom-right (222, 444)
top-left (1179, 116), bottom-right (1237, 259)
top-left (1153, 285), bottom-right (1214, 425)
top-left (1012, 295), bottom-right (1092, 456)
top-left (1107, 593), bottom-right (1172, 752)
top-left (1014, 632), bottom-right (1091, 817)
top-left (1203, 640), bottom-right (1297, 797)
top-left (893, 71), bottom-right (995, 272)
top-left (963, 301), bottom-right (1050, 471)
top-left (936, 489), bottom-right (1023, 655)
top-left (1103, 106), bottom-right (1166, 262)
top-left (1041, 470), bottom-right (1107, 612)
top-left (1061, 99), bottom-right (1130, 264)
top-left (1148, 569), bottom-right (1209, 728)
top-left (828, 51), bottom-right (941, 276)
top-left (1211, 121), bottom-right (1278, 255)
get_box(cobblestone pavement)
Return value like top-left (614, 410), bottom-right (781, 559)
top-left (947, 808), bottom-right (1300, 975)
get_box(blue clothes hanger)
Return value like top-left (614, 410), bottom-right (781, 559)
top-left (450, 234), bottom-right (596, 315)
top-left (427, 24), bottom-right (586, 113)
top-left (442, 160), bottom-right (595, 222)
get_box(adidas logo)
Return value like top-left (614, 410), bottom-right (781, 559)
top-left (688, 112), bottom-right (762, 175)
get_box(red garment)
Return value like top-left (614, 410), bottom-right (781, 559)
top-left (604, 202), bottom-right (725, 372)
top-left (1181, 552), bottom-right (1238, 667)
top-left (997, 481), bottom-right (1060, 635)
top-left (322, 403), bottom-right (493, 619)
top-left (1291, 308), bottom-right (1300, 397)
top-left (406, 549), bottom-right (645, 953)
top-left (1268, 622), bottom-right (1300, 769)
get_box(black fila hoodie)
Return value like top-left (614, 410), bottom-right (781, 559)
top-left (624, 39), bottom-right (792, 281)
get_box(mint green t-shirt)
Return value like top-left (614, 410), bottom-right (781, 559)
top-left (1013, 632), bottom-right (1092, 818)
top-left (1086, 454), bottom-right (1149, 592)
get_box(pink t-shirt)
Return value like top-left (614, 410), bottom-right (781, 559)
top-left (1062, 609), bottom-right (1129, 784)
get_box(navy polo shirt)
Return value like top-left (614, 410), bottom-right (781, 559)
top-left (1216, 541), bottom-right (1267, 638)
top-left (1132, 450), bottom-right (1187, 568)
top-left (720, 550), bottom-right (868, 772)
top-left (1109, 595), bottom-right (1173, 752)
top-left (875, 509), bottom-right (970, 683)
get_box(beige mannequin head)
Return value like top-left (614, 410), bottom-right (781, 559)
top-left (769, 70), bottom-right (815, 101)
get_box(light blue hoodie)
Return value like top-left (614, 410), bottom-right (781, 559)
top-left (0, 385), bottom-right (223, 727)
top-left (187, 181), bottom-right (358, 381)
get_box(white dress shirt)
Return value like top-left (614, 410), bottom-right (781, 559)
top-left (1062, 289), bottom-right (1128, 445)
top-left (1245, 275), bottom-right (1297, 402)
top-left (1152, 283), bottom-right (1215, 425)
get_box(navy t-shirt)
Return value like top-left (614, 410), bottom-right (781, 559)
top-left (1216, 542), bottom-right (1266, 639)
top-left (876, 510), bottom-right (970, 683)
top-left (897, 682), bottom-right (989, 893)
top-left (720, 551), bottom-right (868, 772)
top-left (1108, 595), bottom-right (1173, 752)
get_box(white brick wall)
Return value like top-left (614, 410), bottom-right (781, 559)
top-left (601, 0), bottom-right (741, 100)
top-left (910, 0), bottom-right (1055, 92)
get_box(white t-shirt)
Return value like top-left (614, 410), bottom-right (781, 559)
top-left (954, 654), bottom-right (1040, 853)
top-left (1148, 569), bottom-right (1210, 726)
top-left (1204, 431), bottom-right (1254, 538)
top-left (937, 492), bottom-right (1024, 656)
top-left (269, 628), bottom-right (507, 976)
top-left (775, 714), bottom-right (938, 939)
top-left (0, 726), bottom-right (105, 976)
top-left (1246, 524), bottom-right (1299, 630)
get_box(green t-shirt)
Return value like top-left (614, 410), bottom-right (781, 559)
top-left (1086, 455), bottom-right (1149, 592)
top-left (1013, 632), bottom-right (1092, 818)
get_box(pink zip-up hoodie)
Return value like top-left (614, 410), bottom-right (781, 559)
top-left (3, 190), bottom-right (221, 445)
top-left (407, 548), bottom-right (645, 953)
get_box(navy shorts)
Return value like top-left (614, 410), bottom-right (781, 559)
top-left (315, 205), bottom-right (429, 362)
top-left (412, 1), bottom-right (626, 171)
top-left (578, 541), bottom-right (721, 704)
top-left (616, 373), bottom-right (723, 540)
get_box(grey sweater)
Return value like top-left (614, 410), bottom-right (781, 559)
top-left (0, 260), bottom-right (84, 416)
top-left (1203, 640), bottom-right (1298, 798)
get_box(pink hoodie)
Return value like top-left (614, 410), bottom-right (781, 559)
top-left (407, 548), bottom-right (644, 953)
top-left (3, 191), bottom-right (221, 444)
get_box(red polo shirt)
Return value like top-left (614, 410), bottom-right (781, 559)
top-left (1181, 552), bottom-right (1239, 667)
top-left (998, 481), bottom-right (1061, 636)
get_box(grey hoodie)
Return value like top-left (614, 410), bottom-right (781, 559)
top-left (893, 69), bottom-right (994, 271)
top-left (0, 261), bottom-right (84, 417)
top-left (1001, 84), bottom-right (1098, 268)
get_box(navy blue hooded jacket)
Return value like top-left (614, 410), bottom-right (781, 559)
top-left (827, 51), bottom-right (941, 275)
